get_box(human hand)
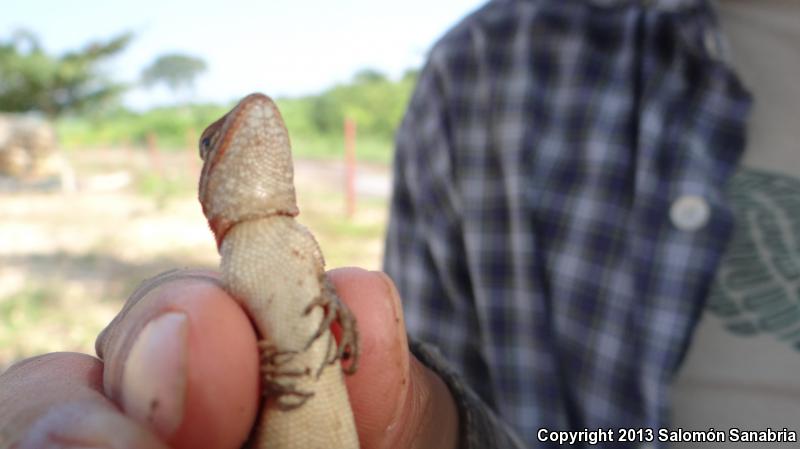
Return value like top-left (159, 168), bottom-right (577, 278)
top-left (0, 267), bottom-right (458, 449)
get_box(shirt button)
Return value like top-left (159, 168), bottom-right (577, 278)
top-left (670, 195), bottom-right (710, 231)
top-left (703, 29), bottom-right (721, 59)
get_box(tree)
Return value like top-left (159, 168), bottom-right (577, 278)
top-left (310, 94), bottom-right (343, 135)
top-left (401, 68), bottom-right (419, 83)
top-left (141, 53), bottom-right (207, 94)
top-left (282, 67), bottom-right (418, 139)
top-left (0, 30), bottom-right (132, 117)
top-left (352, 68), bottom-right (386, 85)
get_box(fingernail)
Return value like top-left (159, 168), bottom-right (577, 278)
top-left (372, 271), bottom-right (405, 327)
top-left (122, 312), bottom-right (188, 439)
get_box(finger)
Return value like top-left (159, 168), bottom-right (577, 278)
top-left (0, 352), bottom-right (169, 449)
top-left (95, 269), bottom-right (259, 449)
top-left (328, 268), bottom-right (459, 449)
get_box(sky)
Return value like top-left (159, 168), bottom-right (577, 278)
top-left (3, 0), bottom-right (487, 110)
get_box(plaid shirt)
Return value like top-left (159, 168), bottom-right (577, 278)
top-left (384, 0), bottom-right (751, 446)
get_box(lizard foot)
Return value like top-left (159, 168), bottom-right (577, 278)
top-left (303, 274), bottom-right (360, 375)
top-left (259, 341), bottom-right (314, 410)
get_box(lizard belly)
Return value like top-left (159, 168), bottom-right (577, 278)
top-left (220, 218), bottom-right (359, 449)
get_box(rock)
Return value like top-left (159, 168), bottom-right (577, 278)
top-left (0, 113), bottom-right (73, 191)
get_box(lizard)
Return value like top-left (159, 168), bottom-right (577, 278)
top-left (198, 93), bottom-right (360, 448)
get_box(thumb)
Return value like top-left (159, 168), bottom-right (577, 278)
top-left (96, 269), bottom-right (260, 449)
top-left (329, 268), bottom-right (459, 449)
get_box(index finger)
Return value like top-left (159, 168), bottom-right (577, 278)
top-left (0, 352), bottom-right (169, 449)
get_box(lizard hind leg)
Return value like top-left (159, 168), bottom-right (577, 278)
top-left (258, 341), bottom-right (314, 410)
top-left (303, 274), bottom-right (360, 375)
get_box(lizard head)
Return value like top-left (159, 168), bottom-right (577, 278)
top-left (198, 93), bottom-right (299, 249)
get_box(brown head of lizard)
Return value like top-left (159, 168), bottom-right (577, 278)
top-left (198, 93), bottom-right (299, 249)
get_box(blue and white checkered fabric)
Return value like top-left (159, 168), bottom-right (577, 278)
top-left (384, 0), bottom-right (751, 446)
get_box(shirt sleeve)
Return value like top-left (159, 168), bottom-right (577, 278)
top-left (410, 339), bottom-right (527, 449)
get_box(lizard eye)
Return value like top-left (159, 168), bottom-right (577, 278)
top-left (199, 136), bottom-right (212, 159)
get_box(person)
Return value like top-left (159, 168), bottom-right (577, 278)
top-left (2, 0), bottom-right (798, 448)
top-left (384, 0), bottom-right (800, 447)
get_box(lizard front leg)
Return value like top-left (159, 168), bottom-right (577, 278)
top-left (304, 274), bottom-right (359, 374)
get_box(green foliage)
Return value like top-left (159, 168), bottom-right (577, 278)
top-left (0, 30), bottom-right (132, 117)
top-left (288, 134), bottom-right (394, 164)
top-left (57, 66), bottom-right (419, 164)
top-left (58, 103), bottom-right (227, 149)
top-left (297, 68), bottom-right (418, 140)
top-left (141, 53), bottom-right (207, 92)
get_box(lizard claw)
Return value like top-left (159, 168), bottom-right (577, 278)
top-left (303, 274), bottom-right (360, 375)
top-left (258, 341), bottom-right (315, 410)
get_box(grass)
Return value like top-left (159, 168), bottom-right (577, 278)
top-left (0, 288), bottom-right (53, 328)
top-left (136, 171), bottom-right (195, 208)
top-left (301, 194), bottom-right (388, 269)
top-left (0, 286), bottom-right (118, 369)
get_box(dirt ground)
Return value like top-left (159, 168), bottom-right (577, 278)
top-left (0, 147), bottom-right (390, 371)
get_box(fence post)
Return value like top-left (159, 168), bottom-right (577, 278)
top-left (344, 118), bottom-right (357, 218)
top-left (146, 132), bottom-right (162, 176)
